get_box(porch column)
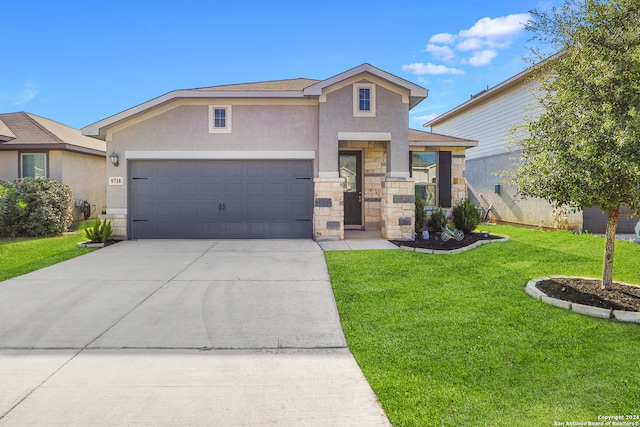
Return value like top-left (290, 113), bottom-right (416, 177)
top-left (381, 177), bottom-right (415, 240)
top-left (313, 178), bottom-right (344, 241)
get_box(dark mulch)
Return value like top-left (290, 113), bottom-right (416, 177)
top-left (390, 232), bottom-right (504, 251)
top-left (537, 277), bottom-right (640, 312)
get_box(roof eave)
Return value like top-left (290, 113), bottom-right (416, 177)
top-left (410, 140), bottom-right (478, 148)
top-left (425, 51), bottom-right (565, 127)
top-left (304, 63), bottom-right (428, 106)
top-left (0, 143), bottom-right (106, 156)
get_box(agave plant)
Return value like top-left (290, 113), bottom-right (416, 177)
top-left (84, 218), bottom-right (113, 243)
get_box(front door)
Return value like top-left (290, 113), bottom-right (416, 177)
top-left (339, 151), bottom-right (362, 227)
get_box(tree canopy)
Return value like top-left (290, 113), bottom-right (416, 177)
top-left (513, 0), bottom-right (640, 289)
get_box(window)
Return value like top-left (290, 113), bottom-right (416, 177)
top-left (411, 152), bottom-right (437, 207)
top-left (208, 105), bottom-right (232, 133)
top-left (353, 83), bottom-right (376, 117)
top-left (21, 153), bottom-right (47, 178)
top-left (359, 88), bottom-right (370, 111)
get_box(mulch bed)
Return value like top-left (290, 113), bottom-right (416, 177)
top-left (537, 277), bottom-right (640, 312)
top-left (390, 232), bottom-right (503, 251)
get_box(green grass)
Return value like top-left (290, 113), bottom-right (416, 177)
top-left (0, 222), bottom-right (96, 282)
top-left (325, 225), bottom-right (640, 427)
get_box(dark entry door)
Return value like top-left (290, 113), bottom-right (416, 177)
top-left (339, 151), bottom-right (362, 226)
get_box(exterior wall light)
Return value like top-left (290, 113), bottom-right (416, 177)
top-left (109, 152), bottom-right (119, 167)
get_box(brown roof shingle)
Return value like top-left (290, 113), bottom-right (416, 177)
top-left (190, 78), bottom-right (321, 92)
top-left (0, 112), bottom-right (106, 155)
top-left (409, 128), bottom-right (477, 146)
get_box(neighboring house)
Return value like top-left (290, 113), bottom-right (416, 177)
top-left (425, 65), bottom-right (639, 233)
top-left (0, 112), bottom-right (107, 221)
top-left (82, 64), bottom-right (476, 241)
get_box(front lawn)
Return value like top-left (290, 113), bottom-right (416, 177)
top-left (0, 224), bottom-right (96, 282)
top-left (325, 225), bottom-right (640, 427)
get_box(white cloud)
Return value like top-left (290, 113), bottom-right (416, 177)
top-left (12, 81), bottom-right (40, 105)
top-left (402, 62), bottom-right (465, 76)
top-left (425, 44), bottom-right (454, 61)
top-left (456, 37), bottom-right (484, 52)
top-left (469, 49), bottom-right (498, 67)
top-left (460, 14), bottom-right (531, 41)
top-left (415, 13), bottom-right (531, 70)
top-left (414, 113), bottom-right (440, 122)
top-left (429, 33), bottom-right (456, 44)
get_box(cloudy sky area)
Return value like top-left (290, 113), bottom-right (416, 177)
top-left (1, 1), bottom-right (559, 130)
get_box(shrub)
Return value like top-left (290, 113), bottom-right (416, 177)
top-left (427, 206), bottom-right (448, 231)
top-left (0, 178), bottom-right (73, 237)
top-left (452, 198), bottom-right (482, 234)
top-left (415, 196), bottom-right (426, 232)
top-left (84, 218), bottom-right (113, 243)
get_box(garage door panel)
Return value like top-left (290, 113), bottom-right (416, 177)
top-left (129, 160), bottom-right (312, 239)
top-left (269, 183), bottom-right (287, 196)
top-left (247, 182), bottom-right (264, 196)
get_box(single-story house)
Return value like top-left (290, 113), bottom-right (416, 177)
top-left (0, 112), bottom-right (107, 221)
top-left (82, 64), bottom-right (476, 240)
top-left (425, 64), bottom-right (639, 233)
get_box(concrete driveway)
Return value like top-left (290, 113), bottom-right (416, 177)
top-left (0, 240), bottom-right (390, 426)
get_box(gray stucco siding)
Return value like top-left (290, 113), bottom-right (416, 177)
top-left (111, 103), bottom-right (319, 152)
top-left (318, 83), bottom-right (410, 174)
top-left (106, 102), bottom-right (320, 216)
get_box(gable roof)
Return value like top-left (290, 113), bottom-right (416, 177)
top-left (0, 112), bottom-right (106, 156)
top-left (82, 64), bottom-right (429, 139)
top-left (191, 78), bottom-right (321, 92)
top-left (409, 128), bottom-right (477, 148)
top-left (303, 63), bottom-right (428, 109)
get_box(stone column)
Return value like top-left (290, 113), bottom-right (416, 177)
top-left (313, 178), bottom-right (344, 241)
top-left (381, 177), bottom-right (415, 240)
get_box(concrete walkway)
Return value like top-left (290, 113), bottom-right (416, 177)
top-left (0, 240), bottom-right (390, 426)
top-left (318, 230), bottom-right (400, 251)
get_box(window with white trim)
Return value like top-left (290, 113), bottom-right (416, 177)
top-left (353, 83), bottom-right (376, 117)
top-left (208, 105), bottom-right (232, 133)
top-left (21, 153), bottom-right (47, 178)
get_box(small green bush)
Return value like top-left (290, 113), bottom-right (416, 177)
top-left (415, 196), bottom-right (426, 232)
top-left (452, 198), bottom-right (482, 234)
top-left (428, 206), bottom-right (448, 231)
top-left (0, 178), bottom-right (73, 237)
top-left (84, 218), bottom-right (113, 243)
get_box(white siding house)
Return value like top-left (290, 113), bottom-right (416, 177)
top-left (426, 65), bottom-right (638, 233)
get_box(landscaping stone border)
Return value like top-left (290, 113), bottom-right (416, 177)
top-left (525, 276), bottom-right (640, 324)
top-left (398, 236), bottom-right (509, 255)
top-left (76, 241), bottom-right (105, 248)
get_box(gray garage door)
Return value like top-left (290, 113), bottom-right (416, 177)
top-left (129, 160), bottom-right (313, 239)
top-left (582, 206), bottom-right (639, 233)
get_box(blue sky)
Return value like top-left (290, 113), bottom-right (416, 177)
top-left (1, 0), bottom-right (559, 131)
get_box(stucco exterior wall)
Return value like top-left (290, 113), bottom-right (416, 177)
top-left (319, 80), bottom-right (409, 175)
top-left (467, 152), bottom-right (581, 229)
top-left (106, 102), bottom-right (319, 214)
top-left (0, 152), bottom-right (18, 182)
top-left (60, 151), bottom-right (106, 218)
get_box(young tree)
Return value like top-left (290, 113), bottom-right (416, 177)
top-left (513, 0), bottom-right (640, 290)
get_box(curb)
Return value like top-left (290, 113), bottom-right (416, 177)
top-left (399, 237), bottom-right (509, 255)
top-left (525, 276), bottom-right (640, 324)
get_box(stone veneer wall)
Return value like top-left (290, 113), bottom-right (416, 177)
top-left (381, 178), bottom-right (415, 240)
top-left (339, 141), bottom-right (386, 230)
top-left (99, 213), bottom-right (127, 240)
top-left (313, 178), bottom-right (344, 241)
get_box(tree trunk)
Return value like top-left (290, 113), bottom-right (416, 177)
top-left (601, 206), bottom-right (620, 291)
